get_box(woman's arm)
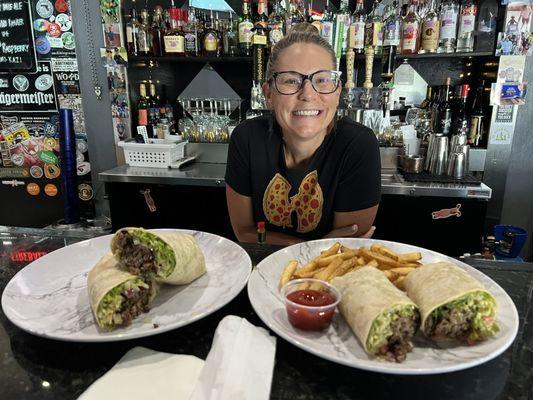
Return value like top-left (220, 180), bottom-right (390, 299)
top-left (226, 185), bottom-right (303, 245)
top-left (325, 204), bottom-right (379, 238)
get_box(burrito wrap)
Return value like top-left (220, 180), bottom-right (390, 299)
top-left (332, 266), bottom-right (418, 356)
top-left (110, 228), bottom-right (206, 285)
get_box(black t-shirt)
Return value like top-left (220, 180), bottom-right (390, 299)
top-left (225, 115), bottom-right (381, 240)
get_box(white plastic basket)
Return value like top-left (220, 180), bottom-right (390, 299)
top-left (118, 139), bottom-right (187, 168)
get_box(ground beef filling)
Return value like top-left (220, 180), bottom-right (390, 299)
top-left (378, 313), bottom-right (420, 363)
top-left (119, 286), bottom-right (151, 326)
top-left (116, 231), bottom-right (158, 277)
top-left (426, 307), bottom-right (475, 341)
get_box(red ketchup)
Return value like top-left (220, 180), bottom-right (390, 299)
top-left (285, 289), bottom-right (337, 331)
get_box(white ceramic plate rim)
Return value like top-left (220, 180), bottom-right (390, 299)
top-left (247, 238), bottom-right (519, 375)
top-left (2, 229), bottom-right (252, 342)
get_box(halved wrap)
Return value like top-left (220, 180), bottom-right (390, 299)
top-left (405, 262), bottom-right (499, 344)
top-left (110, 228), bottom-right (206, 285)
top-left (331, 266), bottom-right (420, 362)
top-left (88, 253), bottom-right (157, 329)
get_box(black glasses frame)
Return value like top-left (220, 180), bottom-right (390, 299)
top-left (270, 70), bottom-right (342, 95)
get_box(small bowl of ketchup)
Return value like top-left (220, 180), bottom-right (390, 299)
top-left (280, 278), bottom-right (341, 331)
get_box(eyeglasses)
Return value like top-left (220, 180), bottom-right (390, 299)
top-left (270, 70), bottom-right (342, 95)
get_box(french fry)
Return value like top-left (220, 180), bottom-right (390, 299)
top-left (328, 258), bottom-right (358, 281)
top-left (393, 276), bottom-right (405, 290)
top-left (309, 258), bottom-right (343, 290)
top-left (320, 242), bottom-right (341, 258)
top-left (340, 245), bottom-right (360, 256)
top-left (279, 260), bottom-right (298, 289)
top-left (356, 257), bottom-right (366, 266)
top-left (377, 246), bottom-right (402, 262)
top-left (295, 266), bottom-right (326, 279)
top-left (293, 260), bottom-right (320, 278)
top-left (390, 267), bottom-right (415, 276)
top-left (381, 270), bottom-right (398, 280)
top-left (366, 259), bottom-right (379, 268)
top-left (316, 252), bottom-right (356, 267)
top-left (398, 252), bottom-right (422, 263)
top-left (360, 249), bottom-right (418, 270)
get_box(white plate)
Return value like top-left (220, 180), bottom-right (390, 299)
top-left (247, 238), bottom-right (519, 375)
top-left (2, 229), bottom-right (251, 342)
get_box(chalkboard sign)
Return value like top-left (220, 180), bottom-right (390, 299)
top-left (0, 1), bottom-right (37, 72)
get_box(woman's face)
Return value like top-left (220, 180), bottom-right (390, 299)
top-left (263, 43), bottom-right (341, 142)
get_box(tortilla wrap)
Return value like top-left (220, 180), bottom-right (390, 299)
top-left (405, 262), bottom-right (498, 337)
top-left (110, 228), bottom-right (206, 285)
top-left (331, 266), bottom-right (418, 356)
top-left (88, 253), bottom-right (154, 328)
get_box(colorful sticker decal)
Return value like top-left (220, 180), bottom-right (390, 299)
top-left (431, 204), bottom-right (462, 220)
top-left (103, 23), bottom-right (122, 48)
top-left (35, 74), bottom-right (54, 91)
top-left (48, 37), bottom-right (64, 48)
top-left (34, 19), bottom-right (50, 32)
top-left (26, 183), bottom-right (40, 196)
top-left (0, 168), bottom-right (29, 178)
top-left (76, 150), bottom-right (84, 163)
top-left (36, 0), bottom-right (54, 19)
top-left (12, 75), bottom-right (30, 92)
top-left (1, 180), bottom-right (25, 187)
top-left (77, 161), bottom-right (91, 176)
top-left (44, 183), bottom-right (58, 196)
top-left (100, 0), bottom-right (120, 22)
top-left (55, 0), bottom-right (69, 13)
top-left (38, 150), bottom-right (58, 165)
top-left (47, 22), bottom-right (62, 38)
top-left (78, 183), bottom-right (93, 201)
top-left (43, 121), bottom-right (58, 137)
top-left (44, 163), bottom-right (60, 179)
top-left (61, 32), bottom-right (75, 50)
top-left (43, 137), bottom-right (58, 151)
top-left (35, 36), bottom-right (52, 55)
top-left (29, 165), bottom-right (44, 178)
top-left (76, 139), bottom-right (88, 153)
top-left (2, 122), bottom-right (30, 144)
top-left (55, 14), bottom-right (72, 32)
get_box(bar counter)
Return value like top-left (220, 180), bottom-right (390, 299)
top-left (99, 163), bottom-right (492, 199)
top-left (0, 227), bottom-right (531, 399)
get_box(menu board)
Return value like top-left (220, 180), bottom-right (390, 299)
top-left (0, 1), bottom-right (37, 72)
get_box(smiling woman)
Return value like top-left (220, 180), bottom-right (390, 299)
top-left (225, 23), bottom-right (381, 245)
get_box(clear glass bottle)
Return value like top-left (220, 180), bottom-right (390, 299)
top-left (350, 0), bottom-right (367, 53)
top-left (438, 0), bottom-right (459, 53)
top-left (456, 0), bottom-right (477, 52)
top-left (337, 0), bottom-right (351, 55)
top-left (126, 7), bottom-right (139, 56)
top-left (320, 0), bottom-right (335, 47)
top-left (224, 12), bottom-right (239, 56)
top-left (383, 0), bottom-right (401, 47)
top-left (475, 0), bottom-right (497, 51)
top-left (150, 6), bottom-right (165, 57)
top-left (400, 0), bottom-right (420, 53)
top-left (420, 0), bottom-right (440, 53)
top-left (365, 0), bottom-right (384, 55)
top-left (137, 8), bottom-right (152, 56)
top-left (268, 0), bottom-right (285, 47)
top-left (184, 7), bottom-right (199, 56)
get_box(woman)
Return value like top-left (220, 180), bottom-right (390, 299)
top-left (225, 24), bottom-right (381, 245)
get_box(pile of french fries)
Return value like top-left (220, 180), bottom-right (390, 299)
top-left (279, 242), bottom-right (423, 291)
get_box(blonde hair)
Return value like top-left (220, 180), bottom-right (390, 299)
top-left (265, 23), bottom-right (337, 82)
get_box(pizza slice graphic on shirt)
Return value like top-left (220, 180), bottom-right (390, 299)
top-left (262, 170), bottom-right (324, 233)
top-left (263, 173), bottom-right (293, 228)
top-left (290, 171), bottom-right (323, 233)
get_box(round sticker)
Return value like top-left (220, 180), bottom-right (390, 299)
top-left (27, 183), bottom-right (40, 196)
top-left (55, 13), bottom-right (72, 32)
top-left (43, 137), bottom-right (58, 151)
top-left (36, 0), bottom-right (54, 19)
top-left (10, 154), bottom-right (24, 166)
top-left (61, 32), bottom-right (75, 50)
top-left (13, 75), bottom-right (29, 92)
top-left (35, 74), bottom-right (54, 91)
top-left (44, 163), bottom-right (61, 179)
top-left (33, 19), bottom-right (49, 32)
top-left (44, 184), bottom-right (58, 197)
top-left (30, 165), bottom-right (44, 179)
top-left (47, 22), bottom-right (62, 38)
top-left (78, 183), bottom-right (93, 201)
top-left (76, 150), bottom-right (84, 164)
top-left (55, 0), bottom-right (69, 13)
top-left (35, 36), bottom-right (51, 55)
top-left (77, 161), bottom-right (91, 176)
top-left (76, 139), bottom-right (88, 153)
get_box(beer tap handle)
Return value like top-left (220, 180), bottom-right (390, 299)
top-left (345, 49), bottom-right (355, 90)
top-left (363, 46), bottom-right (374, 90)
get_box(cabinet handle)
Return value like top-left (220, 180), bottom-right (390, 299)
top-left (140, 189), bottom-right (157, 212)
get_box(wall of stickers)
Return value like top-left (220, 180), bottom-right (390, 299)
top-left (0, 0), bottom-right (95, 227)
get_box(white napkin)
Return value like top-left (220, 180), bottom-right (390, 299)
top-left (78, 347), bottom-right (204, 400)
top-left (189, 315), bottom-right (277, 400)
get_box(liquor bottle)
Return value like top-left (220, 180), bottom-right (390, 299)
top-left (365, 0), bottom-right (384, 55)
top-left (456, 0), bottom-right (477, 52)
top-left (164, 5), bottom-right (185, 56)
top-left (149, 83), bottom-right (161, 126)
top-left (321, 0), bottom-right (335, 47)
top-left (400, 0), bottom-right (420, 54)
top-left (256, 0), bottom-right (269, 28)
top-left (420, 0), bottom-right (440, 53)
top-left (435, 77), bottom-right (453, 136)
top-left (438, 0), bottom-right (459, 53)
top-left (383, 0), bottom-right (401, 47)
top-left (138, 83), bottom-right (149, 127)
top-left (338, 0), bottom-right (351, 55)
top-left (126, 7), bottom-right (139, 56)
top-left (138, 9), bottom-right (152, 56)
top-left (184, 7), bottom-right (199, 56)
top-left (224, 12), bottom-right (239, 55)
top-left (350, 0), bottom-right (367, 54)
top-left (151, 6), bottom-right (165, 57)
top-left (420, 85), bottom-right (433, 109)
top-left (239, 0), bottom-right (254, 56)
top-left (196, 10), bottom-right (206, 54)
top-left (452, 84), bottom-right (470, 135)
top-left (203, 10), bottom-right (220, 56)
top-left (468, 82), bottom-right (486, 147)
top-left (430, 85), bottom-right (441, 131)
top-left (309, 5), bottom-right (323, 34)
top-left (268, 0), bottom-right (285, 46)
top-left (475, 0), bottom-right (497, 52)
top-left (286, 0), bottom-right (305, 33)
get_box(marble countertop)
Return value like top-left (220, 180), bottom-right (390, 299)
top-left (0, 231), bottom-right (531, 400)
